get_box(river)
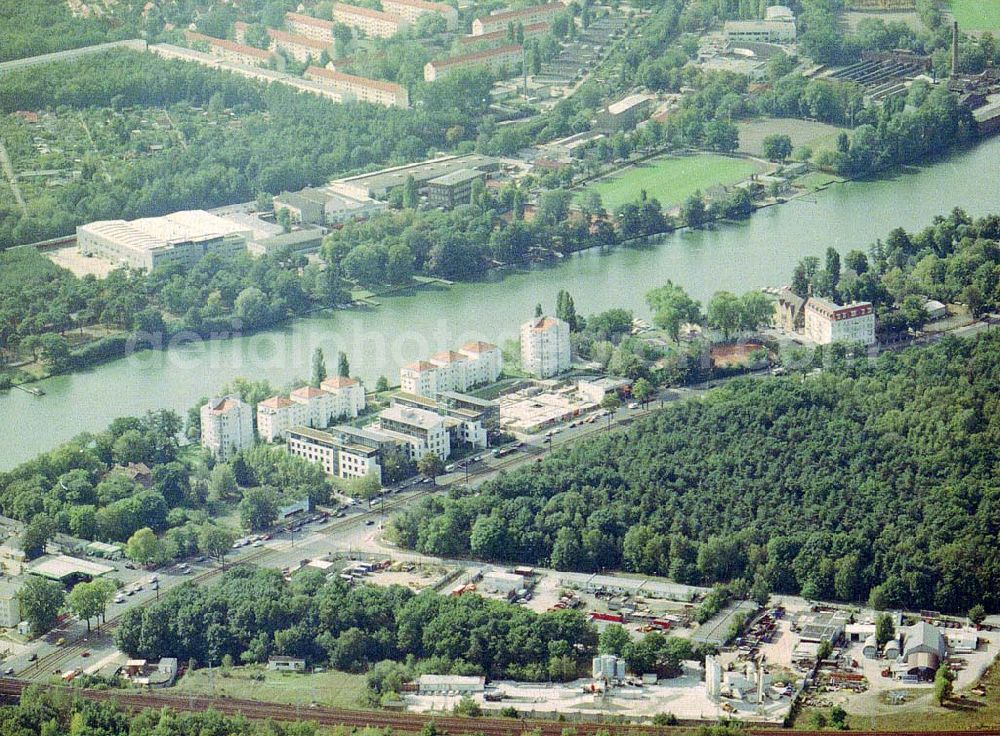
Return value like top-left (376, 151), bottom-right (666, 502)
top-left (3, 137), bottom-right (1000, 469)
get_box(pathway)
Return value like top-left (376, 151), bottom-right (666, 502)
top-left (0, 138), bottom-right (28, 216)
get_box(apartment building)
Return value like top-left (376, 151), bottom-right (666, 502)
top-left (304, 65), bottom-right (410, 108)
top-left (267, 28), bottom-right (330, 63)
top-left (285, 11), bottom-right (337, 42)
top-left (184, 30), bottom-right (273, 66)
top-left (424, 44), bottom-right (522, 82)
top-left (200, 396), bottom-right (254, 460)
top-left (399, 341), bottom-right (502, 396)
top-left (259, 378), bottom-right (366, 441)
top-left (520, 315), bottom-right (571, 377)
top-left (471, 2), bottom-right (564, 36)
top-left (804, 298), bottom-right (876, 345)
top-left (289, 385), bottom-right (334, 428)
top-left (257, 396), bottom-right (301, 443)
top-left (458, 21), bottom-right (549, 51)
top-left (392, 392), bottom-right (494, 449)
top-left (332, 3), bottom-right (408, 38)
top-left (286, 426), bottom-right (385, 482)
top-left (376, 405), bottom-right (451, 461)
top-left (382, 0), bottom-right (458, 29)
top-left (320, 375), bottom-right (367, 419)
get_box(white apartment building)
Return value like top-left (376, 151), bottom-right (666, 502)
top-left (424, 45), bottom-right (522, 82)
top-left (285, 12), bottom-right (337, 42)
top-left (257, 395), bottom-right (302, 443)
top-left (459, 341), bottom-right (502, 385)
top-left (520, 315), bottom-right (571, 377)
top-left (320, 376), bottom-right (367, 418)
top-left (290, 385), bottom-right (334, 428)
top-left (471, 2), bottom-right (564, 36)
top-left (399, 341), bottom-right (502, 397)
top-left (381, 0), bottom-right (458, 29)
top-left (804, 298), bottom-right (876, 345)
top-left (376, 405), bottom-right (451, 461)
top-left (200, 395), bottom-right (254, 460)
top-left (267, 28), bottom-right (330, 63)
top-left (332, 3), bottom-right (408, 38)
top-left (286, 426), bottom-right (383, 482)
top-left (0, 580), bottom-right (22, 628)
top-left (304, 66), bottom-right (410, 108)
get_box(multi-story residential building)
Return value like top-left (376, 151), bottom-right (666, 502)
top-left (184, 30), bottom-right (273, 66)
top-left (471, 2), bottom-right (564, 36)
top-left (382, 0), bottom-right (458, 29)
top-left (285, 12), bottom-right (337, 42)
top-left (392, 392), bottom-right (495, 449)
top-left (399, 341), bottom-right (502, 396)
top-left (520, 315), bottom-right (571, 377)
top-left (458, 341), bottom-right (503, 385)
top-left (332, 3), bottom-right (408, 38)
top-left (458, 21), bottom-right (549, 51)
top-left (257, 396), bottom-right (301, 442)
top-left (304, 66), bottom-right (410, 108)
top-left (286, 425), bottom-right (386, 482)
top-left (200, 395), bottom-right (254, 460)
top-left (289, 385), bottom-right (334, 428)
top-left (320, 375), bottom-right (367, 419)
top-left (77, 210), bottom-right (251, 271)
top-left (376, 405), bottom-right (451, 460)
top-left (804, 298), bottom-right (876, 345)
top-left (0, 580), bottom-right (22, 628)
top-left (267, 28), bottom-right (331, 63)
top-left (424, 45), bottom-right (522, 82)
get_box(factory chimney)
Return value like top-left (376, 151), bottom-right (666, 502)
top-left (952, 21), bottom-right (960, 77)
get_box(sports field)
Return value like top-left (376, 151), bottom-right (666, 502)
top-left (581, 154), bottom-right (759, 211)
top-left (948, 0), bottom-right (1000, 30)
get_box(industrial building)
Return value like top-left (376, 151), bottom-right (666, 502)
top-left (426, 168), bottom-right (487, 209)
top-left (273, 185), bottom-right (388, 226)
top-left (77, 210), bottom-right (251, 271)
top-left (424, 45), bottom-right (523, 82)
top-left (471, 2), bottom-right (565, 36)
top-left (417, 674), bottom-right (485, 695)
top-left (723, 19), bottom-right (796, 44)
top-left (520, 315), bottom-right (571, 377)
top-left (329, 154), bottom-right (501, 199)
top-left (597, 94), bottom-right (655, 132)
top-left (200, 395), bottom-right (255, 460)
top-left (804, 298), bottom-right (876, 345)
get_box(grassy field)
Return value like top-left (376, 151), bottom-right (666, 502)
top-left (581, 154), bottom-right (759, 211)
top-left (174, 666), bottom-right (368, 708)
top-left (948, 0), bottom-right (1000, 31)
top-left (738, 117), bottom-right (847, 159)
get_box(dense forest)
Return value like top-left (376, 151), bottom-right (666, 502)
top-left (390, 330), bottom-right (1000, 615)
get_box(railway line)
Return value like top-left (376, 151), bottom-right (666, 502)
top-left (0, 678), bottom-right (996, 736)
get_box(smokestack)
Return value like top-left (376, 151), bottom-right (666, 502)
top-left (952, 21), bottom-right (960, 77)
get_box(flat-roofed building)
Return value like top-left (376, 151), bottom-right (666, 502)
top-left (273, 186), bottom-right (388, 225)
top-left (376, 405), bottom-right (451, 460)
top-left (285, 11), bottom-right (337, 42)
top-left (329, 154), bottom-right (501, 199)
top-left (78, 210), bottom-right (251, 271)
top-left (247, 227), bottom-right (325, 257)
top-left (382, 0), bottom-right (458, 29)
top-left (201, 395), bottom-right (254, 460)
top-left (393, 392), bottom-right (494, 448)
top-left (286, 425), bottom-right (386, 481)
top-left (424, 44), bottom-right (522, 82)
top-left (520, 315), bottom-right (571, 377)
top-left (0, 579), bottom-right (22, 628)
top-left (184, 30), bottom-right (273, 66)
top-left (471, 2), bottom-right (564, 36)
top-left (426, 168), bottom-right (487, 209)
top-left (598, 93), bottom-right (655, 132)
top-left (458, 21), bottom-right (549, 50)
top-left (320, 375), bottom-right (367, 419)
top-left (257, 395), bottom-right (302, 442)
top-left (332, 3), bottom-right (408, 38)
top-left (304, 65), bottom-right (409, 108)
top-left (267, 28), bottom-right (331, 63)
top-left (723, 19), bottom-right (796, 43)
top-left (804, 297), bottom-right (876, 345)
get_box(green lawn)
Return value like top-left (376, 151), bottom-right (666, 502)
top-left (580, 154), bottom-right (759, 212)
top-left (174, 666), bottom-right (368, 708)
top-left (948, 0), bottom-right (1000, 30)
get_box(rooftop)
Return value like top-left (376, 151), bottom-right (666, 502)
top-left (429, 45), bottom-right (522, 70)
top-left (523, 315), bottom-right (563, 332)
top-left (268, 28), bottom-right (331, 50)
top-left (305, 65), bottom-right (406, 95)
top-left (185, 31), bottom-right (272, 61)
top-left (475, 2), bottom-right (563, 26)
top-left (403, 360), bottom-right (437, 373)
top-left (431, 350), bottom-right (469, 363)
top-left (259, 395), bottom-right (295, 409)
top-left (333, 3), bottom-right (405, 22)
top-left (461, 340), bottom-right (498, 353)
top-left (427, 168), bottom-right (486, 187)
top-left (321, 376), bottom-right (359, 389)
top-left (285, 11), bottom-right (336, 29)
top-left (81, 210), bottom-right (250, 252)
top-left (607, 93), bottom-right (654, 116)
top-left (291, 385), bottom-right (328, 399)
top-left (206, 396), bottom-right (245, 414)
top-left (28, 555), bottom-right (114, 581)
top-left (459, 21), bottom-right (548, 45)
top-left (380, 404), bottom-right (444, 430)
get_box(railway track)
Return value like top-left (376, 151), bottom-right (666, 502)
top-left (0, 679), bottom-right (996, 736)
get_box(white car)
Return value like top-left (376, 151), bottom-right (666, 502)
top-left (628, 402), bottom-right (639, 409)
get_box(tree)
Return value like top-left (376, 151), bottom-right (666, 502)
top-left (337, 351), bottom-right (350, 378)
top-left (351, 472), bottom-right (383, 503)
top-left (67, 581), bottom-right (105, 632)
top-left (537, 189), bottom-right (574, 226)
top-left (240, 487), bottom-right (279, 531)
top-left (875, 612), bottom-right (895, 646)
top-left (817, 639), bottom-right (833, 661)
top-left (234, 287), bottom-right (270, 329)
top-left (761, 134), bottom-right (793, 162)
top-left (969, 604), bottom-right (987, 627)
top-left (830, 705), bottom-right (848, 729)
top-left (125, 527), bottom-right (161, 566)
top-left (632, 378), bottom-right (653, 407)
top-left (17, 577), bottom-right (65, 637)
top-left (934, 664), bottom-right (954, 705)
top-left (417, 453), bottom-right (445, 485)
top-left (707, 291), bottom-right (743, 340)
top-left (825, 247), bottom-right (842, 292)
top-left (375, 375), bottom-right (390, 393)
top-left (198, 524), bottom-right (237, 568)
top-left (681, 192), bottom-right (707, 228)
top-left (740, 291), bottom-right (774, 333)
top-left (402, 175), bottom-right (419, 209)
top-left (556, 290), bottom-right (579, 331)
top-left (312, 348), bottom-right (327, 387)
top-left (646, 281), bottom-right (702, 342)
top-left (208, 463), bottom-right (238, 503)
top-left (21, 514), bottom-right (56, 559)
top-left (598, 624), bottom-right (630, 655)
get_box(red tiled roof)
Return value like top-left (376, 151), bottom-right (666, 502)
top-left (268, 28), bottom-right (331, 50)
top-left (431, 350), bottom-right (468, 363)
top-left (286, 11), bottom-right (336, 30)
top-left (384, 0), bottom-right (454, 13)
top-left (305, 65), bottom-right (406, 95)
top-left (291, 385), bottom-right (328, 399)
top-left (333, 3), bottom-right (405, 22)
top-left (185, 30), bottom-right (272, 60)
top-left (428, 44), bottom-right (522, 70)
top-left (403, 360), bottom-right (437, 372)
top-left (475, 3), bottom-right (563, 27)
top-left (259, 396), bottom-right (295, 409)
top-left (459, 21), bottom-right (548, 45)
top-left (321, 376), bottom-right (359, 389)
top-left (461, 340), bottom-right (498, 353)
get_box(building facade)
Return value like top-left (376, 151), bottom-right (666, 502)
top-left (381, 0), bottom-right (458, 29)
top-left (723, 19), bottom-right (797, 43)
top-left (304, 65), bottom-right (409, 108)
top-left (520, 315), bottom-right (571, 377)
top-left (426, 168), bottom-right (486, 209)
top-left (257, 396), bottom-right (301, 443)
top-left (458, 21), bottom-right (549, 51)
top-left (424, 45), bottom-right (523, 82)
top-left (399, 341), bottom-right (502, 396)
top-left (286, 425), bottom-right (385, 482)
top-left (285, 12), bottom-right (337, 42)
top-left (471, 2), bottom-right (564, 36)
top-left (200, 396), bottom-right (254, 460)
top-left (184, 31), bottom-right (273, 66)
top-left (332, 3), bottom-right (408, 38)
top-left (376, 405), bottom-right (451, 460)
top-left (320, 376), bottom-right (367, 419)
top-left (267, 28), bottom-right (330, 63)
top-left (804, 298), bottom-right (876, 345)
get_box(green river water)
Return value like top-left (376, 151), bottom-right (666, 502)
top-left (3, 137), bottom-right (1000, 469)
